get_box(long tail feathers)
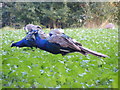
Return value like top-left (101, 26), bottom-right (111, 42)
top-left (79, 46), bottom-right (108, 58)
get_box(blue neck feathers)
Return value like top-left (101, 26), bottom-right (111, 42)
top-left (34, 33), bottom-right (47, 48)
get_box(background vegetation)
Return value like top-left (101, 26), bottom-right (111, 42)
top-left (1, 2), bottom-right (118, 28)
top-left (1, 27), bottom-right (118, 88)
top-left (1, 2), bottom-right (118, 89)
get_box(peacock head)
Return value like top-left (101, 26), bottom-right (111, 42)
top-left (11, 42), bottom-right (17, 47)
top-left (49, 28), bottom-right (64, 36)
top-left (24, 24), bottom-right (42, 33)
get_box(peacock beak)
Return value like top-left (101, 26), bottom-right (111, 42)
top-left (11, 43), bottom-right (15, 47)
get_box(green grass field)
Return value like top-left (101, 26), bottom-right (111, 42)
top-left (1, 27), bottom-right (118, 88)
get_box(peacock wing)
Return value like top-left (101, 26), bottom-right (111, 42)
top-left (38, 30), bottom-right (49, 39)
top-left (48, 34), bottom-right (81, 51)
top-left (62, 34), bottom-right (82, 46)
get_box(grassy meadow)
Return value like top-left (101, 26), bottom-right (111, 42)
top-left (1, 27), bottom-right (118, 88)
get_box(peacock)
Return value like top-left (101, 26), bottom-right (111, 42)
top-left (11, 28), bottom-right (108, 58)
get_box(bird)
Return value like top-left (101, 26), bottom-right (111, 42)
top-left (24, 24), bottom-right (43, 33)
top-left (23, 29), bottom-right (108, 57)
top-left (11, 26), bottom-right (108, 58)
top-left (49, 28), bottom-right (64, 36)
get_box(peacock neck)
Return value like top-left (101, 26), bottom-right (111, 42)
top-left (34, 33), bottom-right (47, 48)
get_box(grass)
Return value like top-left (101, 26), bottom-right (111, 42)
top-left (1, 27), bottom-right (118, 88)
